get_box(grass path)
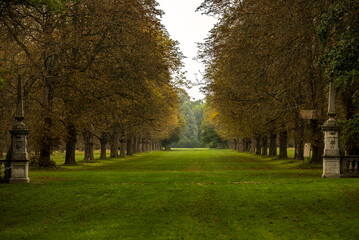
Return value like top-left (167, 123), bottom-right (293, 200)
top-left (1, 149), bottom-right (359, 239)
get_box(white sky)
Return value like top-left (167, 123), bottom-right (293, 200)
top-left (157, 0), bottom-right (217, 100)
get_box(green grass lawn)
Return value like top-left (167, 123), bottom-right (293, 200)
top-left (1, 149), bottom-right (359, 240)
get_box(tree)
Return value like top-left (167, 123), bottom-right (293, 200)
top-left (318, 0), bottom-right (359, 155)
top-left (173, 89), bottom-right (205, 148)
top-left (198, 0), bottom-right (330, 162)
top-left (0, 0), bottom-right (184, 165)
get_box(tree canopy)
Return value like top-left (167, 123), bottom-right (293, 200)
top-left (0, 0), bottom-right (184, 165)
top-left (198, 0), bottom-right (359, 160)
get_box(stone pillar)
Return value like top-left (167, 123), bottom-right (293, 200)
top-left (9, 75), bottom-right (30, 183)
top-left (322, 80), bottom-right (341, 178)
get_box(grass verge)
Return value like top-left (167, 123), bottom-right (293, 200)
top-left (1, 149), bottom-right (358, 240)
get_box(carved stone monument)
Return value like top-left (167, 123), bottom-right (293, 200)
top-left (9, 75), bottom-right (30, 183)
top-left (322, 79), bottom-right (341, 178)
top-left (304, 143), bottom-right (311, 158)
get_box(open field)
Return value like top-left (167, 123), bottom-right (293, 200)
top-left (1, 149), bottom-right (359, 239)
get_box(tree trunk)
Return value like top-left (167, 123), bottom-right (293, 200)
top-left (310, 119), bottom-right (323, 164)
top-left (294, 118), bottom-right (304, 160)
top-left (133, 137), bottom-right (138, 153)
top-left (251, 137), bottom-right (256, 153)
top-left (145, 141), bottom-right (149, 152)
top-left (141, 139), bottom-right (146, 152)
top-left (228, 140), bottom-right (232, 150)
top-left (255, 136), bottom-right (261, 155)
top-left (238, 138), bottom-right (244, 152)
top-left (147, 140), bottom-right (151, 151)
top-left (110, 128), bottom-right (119, 158)
top-left (261, 136), bottom-right (268, 156)
top-left (244, 138), bottom-right (250, 152)
top-left (120, 134), bottom-right (126, 157)
top-left (127, 135), bottom-right (133, 156)
top-left (100, 132), bottom-right (108, 159)
top-left (269, 132), bottom-right (277, 156)
top-left (39, 118), bottom-right (52, 166)
top-left (138, 137), bottom-right (143, 153)
top-left (279, 128), bottom-right (288, 159)
top-left (39, 74), bottom-right (55, 166)
top-left (83, 128), bottom-right (94, 163)
top-left (295, 140), bottom-right (304, 160)
top-left (165, 144), bottom-right (171, 151)
top-left (64, 123), bottom-right (77, 165)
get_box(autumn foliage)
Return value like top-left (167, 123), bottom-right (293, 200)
top-left (0, 0), bottom-right (183, 165)
top-left (199, 0), bottom-right (359, 162)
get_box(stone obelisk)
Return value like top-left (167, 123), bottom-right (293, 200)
top-left (9, 75), bottom-right (30, 183)
top-left (322, 79), bottom-right (341, 178)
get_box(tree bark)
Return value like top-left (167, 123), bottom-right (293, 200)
top-left (120, 134), bottom-right (126, 157)
top-left (295, 140), bottom-right (304, 160)
top-left (147, 140), bottom-right (151, 151)
top-left (141, 139), bottom-right (146, 152)
top-left (238, 138), bottom-right (244, 152)
top-left (228, 140), bottom-right (232, 150)
top-left (39, 117), bottom-right (53, 165)
top-left (269, 132), bottom-right (277, 156)
top-left (127, 135), bottom-right (133, 156)
top-left (310, 119), bottom-right (323, 164)
top-left (294, 118), bottom-right (304, 160)
top-left (261, 136), bottom-right (268, 156)
top-left (164, 144), bottom-right (171, 151)
top-left (251, 137), bottom-right (256, 153)
top-left (157, 141), bottom-right (160, 150)
top-left (255, 136), bottom-right (261, 155)
top-left (138, 137), bottom-right (143, 153)
top-left (39, 63), bottom-right (56, 166)
top-left (244, 138), bottom-right (250, 152)
top-left (110, 128), bottom-right (119, 158)
top-left (100, 132), bottom-right (108, 159)
top-left (133, 137), bottom-right (138, 153)
top-left (83, 128), bottom-right (94, 162)
top-left (64, 123), bottom-right (77, 165)
top-left (279, 128), bottom-right (288, 159)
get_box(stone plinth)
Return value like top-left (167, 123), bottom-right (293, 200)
top-left (8, 75), bottom-right (30, 183)
top-left (9, 125), bottom-right (30, 183)
top-left (322, 117), bottom-right (341, 178)
top-left (9, 161), bottom-right (30, 183)
top-left (322, 157), bottom-right (341, 178)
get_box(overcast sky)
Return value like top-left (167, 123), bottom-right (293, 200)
top-left (156, 0), bottom-right (217, 100)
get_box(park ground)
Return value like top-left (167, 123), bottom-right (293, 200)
top-left (1, 149), bottom-right (359, 240)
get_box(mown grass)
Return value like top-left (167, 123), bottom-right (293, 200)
top-left (1, 149), bottom-right (359, 240)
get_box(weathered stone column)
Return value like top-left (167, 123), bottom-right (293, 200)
top-left (9, 75), bottom-right (30, 183)
top-left (322, 80), bottom-right (341, 178)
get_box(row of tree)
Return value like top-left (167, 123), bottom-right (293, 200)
top-left (165, 89), bottom-right (226, 149)
top-left (198, 0), bottom-right (359, 162)
top-left (171, 90), bottom-right (204, 148)
top-left (0, 0), bottom-right (183, 166)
